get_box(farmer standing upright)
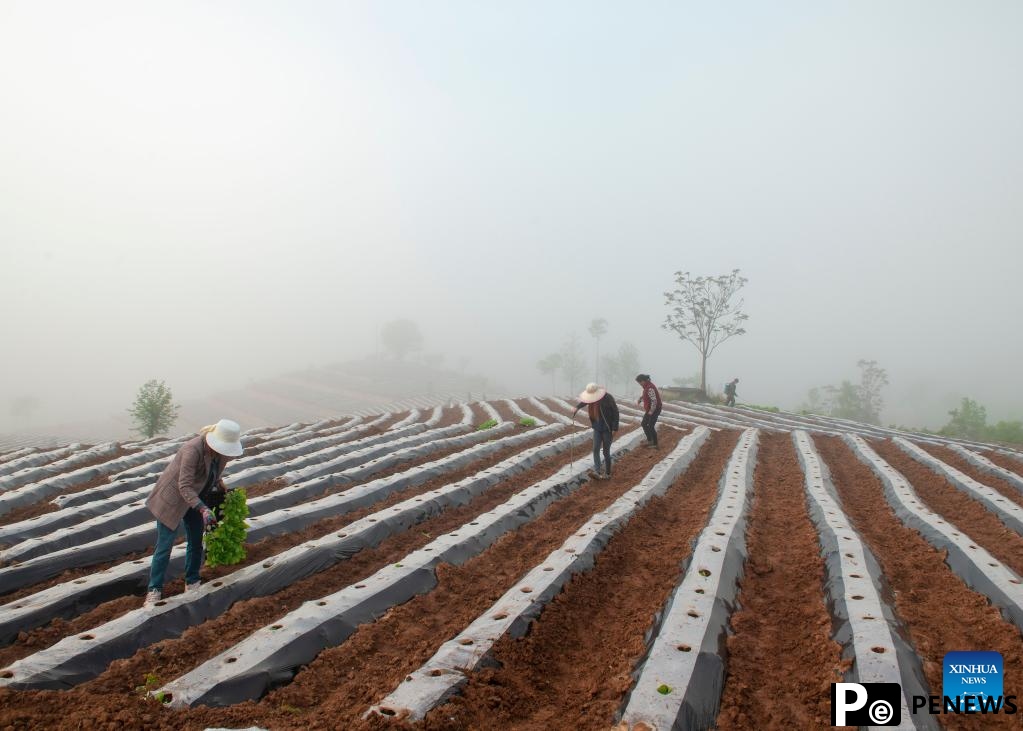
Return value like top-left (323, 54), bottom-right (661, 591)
top-left (725, 378), bottom-right (740, 407)
top-left (574, 383), bottom-right (620, 480)
top-left (143, 419), bottom-right (243, 608)
top-left (635, 373), bottom-right (662, 447)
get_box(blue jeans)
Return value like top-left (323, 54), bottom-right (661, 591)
top-left (148, 507), bottom-right (204, 592)
top-left (592, 423), bottom-right (612, 476)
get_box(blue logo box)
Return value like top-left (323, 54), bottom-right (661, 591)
top-left (944, 651), bottom-right (1003, 709)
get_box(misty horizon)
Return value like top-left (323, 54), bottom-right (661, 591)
top-left (2, 1), bottom-right (1021, 440)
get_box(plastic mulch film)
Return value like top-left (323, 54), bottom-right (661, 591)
top-left (368, 427), bottom-right (712, 720)
top-left (153, 430), bottom-right (646, 708)
top-left (795, 431), bottom-right (935, 731)
top-left (847, 434), bottom-right (1023, 630)
top-left (617, 429), bottom-right (758, 731)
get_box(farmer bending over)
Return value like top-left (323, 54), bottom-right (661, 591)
top-left (635, 373), bottom-right (662, 448)
top-left (574, 383), bottom-right (620, 480)
top-left (143, 419), bottom-right (243, 609)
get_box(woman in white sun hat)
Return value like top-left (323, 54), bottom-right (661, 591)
top-left (143, 419), bottom-right (244, 608)
top-left (573, 383), bottom-right (620, 480)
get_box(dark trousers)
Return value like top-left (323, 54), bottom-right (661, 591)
top-left (641, 408), bottom-right (661, 445)
top-left (148, 508), bottom-right (204, 592)
top-left (592, 422), bottom-right (612, 476)
top-left (726, 394), bottom-right (736, 406)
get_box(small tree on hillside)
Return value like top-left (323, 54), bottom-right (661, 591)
top-left (601, 353), bottom-right (622, 392)
top-left (941, 397), bottom-right (988, 440)
top-left (536, 353), bottom-right (563, 395)
top-left (857, 359), bottom-right (888, 425)
top-left (663, 269), bottom-right (749, 393)
top-left (129, 380), bottom-right (180, 438)
top-left (588, 318), bottom-right (608, 382)
top-left (381, 319), bottom-right (424, 360)
top-left (616, 342), bottom-right (641, 388)
top-left (560, 336), bottom-right (586, 396)
top-left (823, 381), bottom-right (862, 420)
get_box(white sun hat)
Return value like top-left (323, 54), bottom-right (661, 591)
top-left (578, 383), bottom-right (607, 404)
top-left (204, 419), bottom-right (244, 457)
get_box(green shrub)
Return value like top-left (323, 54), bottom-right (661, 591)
top-left (518, 417), bottom-right (537, 427)
top-left (205, 488), bottom-right (249, 568)
top-left (476, 419), bottom-right (498, 431)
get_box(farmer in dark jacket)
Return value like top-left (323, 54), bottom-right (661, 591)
top-left (143, 419), bottom-right (243, 608)
top-left (573, 383), bottom-right (620, 480)
top-left (725, 378), bottom-right (739, 407)
top-left (635, 374), bottom-right (662, 447)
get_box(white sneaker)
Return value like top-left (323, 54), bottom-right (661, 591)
top-left (143, 589), bottom-right (162, 609)
top-left (185, 581), bottom-right (201, 594)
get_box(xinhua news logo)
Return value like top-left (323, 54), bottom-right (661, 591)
top-left (831, 682), bottom-right (901, 726)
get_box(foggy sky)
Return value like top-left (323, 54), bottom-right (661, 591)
top-left (2, 1), bottom-right (1021, 435)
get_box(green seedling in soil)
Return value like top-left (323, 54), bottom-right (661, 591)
top-left (280, 703), bottom-right (303, 715)
top-left (135, 671), bottom-right (161, 695)
top-left (152, 691), bottom-right (171, 704)
top-left (518, 417), bottom-right (537, 427)
top-left (476, 419), bottom-right (498, 431)
top-left (205, 488), bottom-right (249, 568)
top-left (657, 684), bottom-right (673, 695)
top-left (698, 569), bottom-right (711, 577)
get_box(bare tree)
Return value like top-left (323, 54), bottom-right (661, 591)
top-left (663, 269), bottom-right (749, 393)
top-left (588, 318), bottom-right (608, 382)
top-left (128, 380), bottom-right (180, 438)
top-left (536, 352), bottom-right (563, 395)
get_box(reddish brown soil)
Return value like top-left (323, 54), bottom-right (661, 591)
top-left (416, 430), bottom-right (740, 730)
top-left (0, 449), bottom-right (135, 529)
top-left (513, 398), bottom-right (548, 423)
top-left (815, 436), bottom-right (1023, 730)
top-left (985, 451), bottom-right (1023, 479)
top-left (489, 400), bottom-right (520, 425)
top-left (716, 433), bottom-right (847, 731)
top-left (187, 425), bottom-right (665, 730)
top-left (0, 430), bottom-right (563, 665)
top-left (378, 411), bottom-right (413, 430)
top-left (1, 422), bottom-right (544, 601)
top-left (0, 427), bottom-right (640, 729)
top-left (0, 550), bottom-right (152, 604)
top-left (0, 427), bottom-right (653, 729)
top-left (872, 440), bottom-right (1023, 577)
top-left (921, 444), bottom-right (1023, 509)
top-left (241, 477), bottom-right (287, 499)
top-left (467, 402), bottom-right (488, 427)
top-left (433, 406), bottom-right (464, 429)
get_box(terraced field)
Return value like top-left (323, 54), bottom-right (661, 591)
top-left (0, 399), bottom-right (1021, 729)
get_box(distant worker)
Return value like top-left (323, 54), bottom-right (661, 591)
top-left (635, 373), bottom-right (662, 448)
top-left (143, 419), bottom-right (244, 609)
top-left (725, 378), bottom-right (740, 407)
top-left (573, 383), bottom-right (620, 480)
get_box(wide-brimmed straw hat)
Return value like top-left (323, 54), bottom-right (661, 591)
top-left (204, 419), bottom-right (244, 457)
top-left (578, 383), bottom-right (607, 404)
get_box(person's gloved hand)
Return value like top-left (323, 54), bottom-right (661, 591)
top-left (199, 505), bottom-right (218, 530)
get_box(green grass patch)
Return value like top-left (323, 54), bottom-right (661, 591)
top-left (476, 419), bottom-right (498, 431)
